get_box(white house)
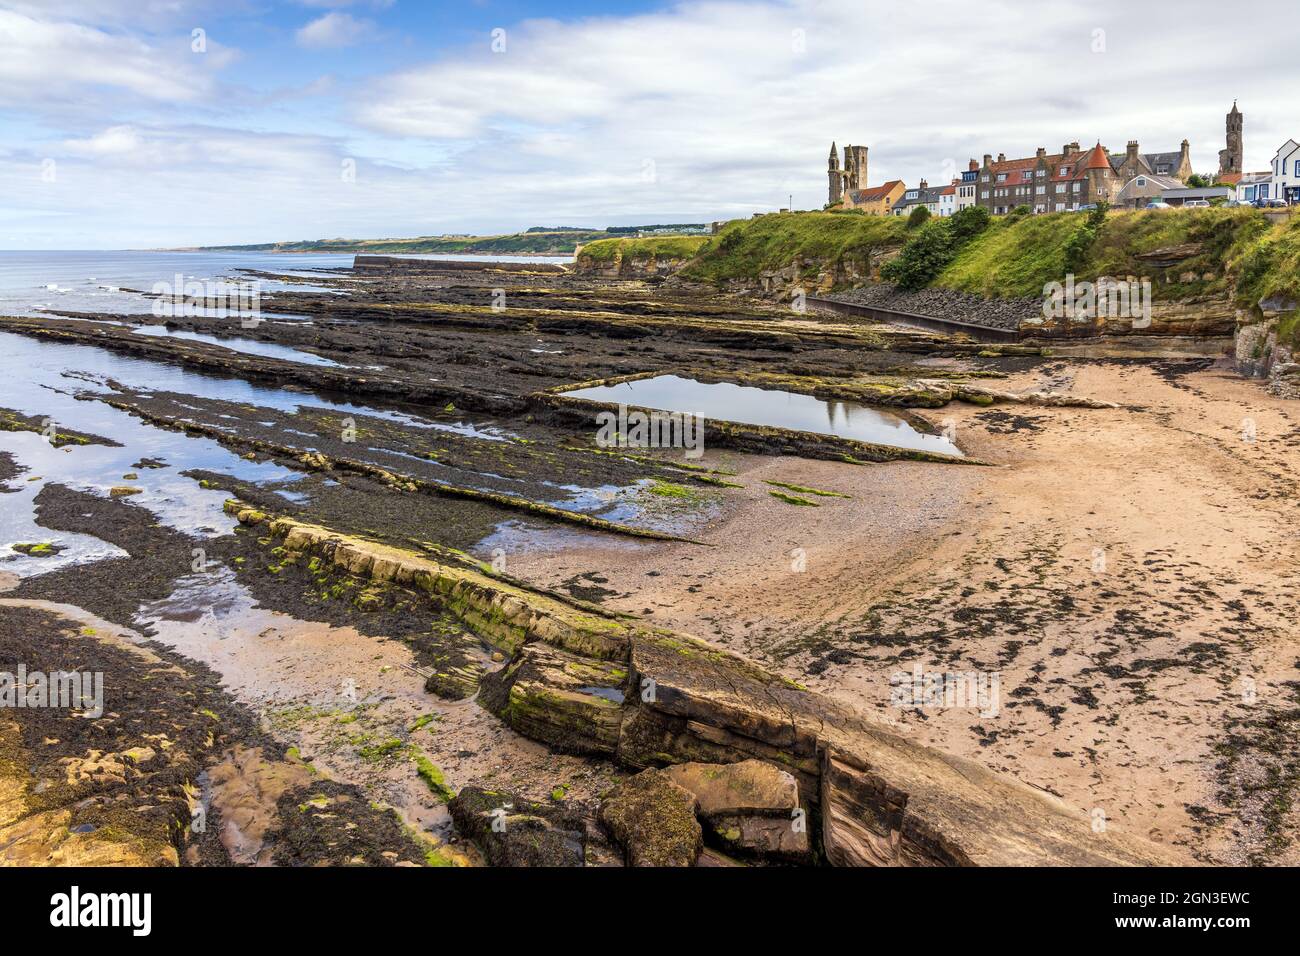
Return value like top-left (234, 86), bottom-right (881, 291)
top-left (937, 182), bottom-right (957, 217)
top-left (1244, 140), bottom-right (1300, 204)
top-left (1236, 170), bottom-right (1272, 204)
top-left (1270, 139), bottom-right (1299, 203)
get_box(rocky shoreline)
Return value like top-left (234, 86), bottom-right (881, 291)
top-left (1, 255), bottom-right (1292, 867)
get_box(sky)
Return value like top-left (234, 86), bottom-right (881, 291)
top-left (0, 0), bottom-right (1295, 249)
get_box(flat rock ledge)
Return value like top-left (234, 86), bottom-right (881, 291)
top-left (229, 501), bottom-right (1189, 867)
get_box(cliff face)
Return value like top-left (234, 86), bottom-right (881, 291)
top-left (573, 250), bottom-right (691, 278)
top-left (1236, 298), bottom-right (1300, 398)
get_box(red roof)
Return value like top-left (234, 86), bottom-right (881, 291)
top-left (985, 146), bottom-right (1102, 185)
top-left (850, 180), bottom-right (903, 202)
top-left (1077, 142), bottom-right (1111, 173)
top-left (1218, 172), bottom-right (1243, 186)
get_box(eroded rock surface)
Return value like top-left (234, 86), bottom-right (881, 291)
top-left (229, 503), bottom-right (1188, 867)
top-left (598, 769), bottom-right (702, 867)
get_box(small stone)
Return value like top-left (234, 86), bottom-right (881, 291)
top-left (122, 473), bottom-right (138, 480)
top-left (109, 486), bottom-right (142, 497)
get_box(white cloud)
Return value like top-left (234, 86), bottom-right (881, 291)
top-left (296, 12), bottom-right (376, 49)
top-left (0, 9), bottom-right (235, 108)
top-left (3, 0), bottom-right (1299, 248)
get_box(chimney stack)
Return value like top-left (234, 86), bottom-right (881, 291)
top-left (983, 153), bottom-right (992, 167)
top-left (919, 179), bottom-right (928, 190)
top-left (997, 152), bottom-right (1006, 163)
top-left (969, 158), bottom-right (979, 171)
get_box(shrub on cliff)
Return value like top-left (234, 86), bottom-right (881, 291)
top-left (906, 205), bottom-right (931, 229)
top-left (880, 205), bottom-right (993, 291)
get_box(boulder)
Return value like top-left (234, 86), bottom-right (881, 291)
top-left (598, 769), bottom-right (702, 867)
top-left (707, 814), bottom-right (812, 864)
top-left (449, 786), bottom-right (590, 867)
top-left (479, 641), bottom-right (626, 756)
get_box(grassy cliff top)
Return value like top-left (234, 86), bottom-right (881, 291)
top-left (656, 207), bottom-right (1292, 306)
top-left (939, 206), bottom-right (1282, 302)
top-left (679, 212), bottom-right (907, 283)
top-left (577, 235), bottom-right (711, 263)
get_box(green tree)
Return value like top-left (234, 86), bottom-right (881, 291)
top-left (906, 205), bottom-right (931, 228)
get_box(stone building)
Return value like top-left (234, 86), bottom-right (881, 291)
top-left (1111, 140), bottom-right (1193, 183)
top-left (827, 142), bottom-right (869, 206)
top-left (844, 180), bottom-right (905, 215)
top-left (1115, 173), bottom-right (1182, 209)
top-left (975, 142), bottom-right (1118, 215)
top-left (1219, 102), bottom-right (1243, 179)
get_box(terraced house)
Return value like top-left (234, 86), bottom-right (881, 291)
top-left (892, 180), bottom-right (953, 217)
top-left (976, 142), bottom-right (1118, 215)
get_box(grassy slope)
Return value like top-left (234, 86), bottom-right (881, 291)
top-left (578, 235), bottom-right (711, 263)
top-left (678, 212), bottom-right (908, 283)
top-left (938, 207), bottom-right (1275, 301)
top-left (664, 208), bottom-right (1291, 307)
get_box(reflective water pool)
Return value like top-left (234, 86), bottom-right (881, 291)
top-left (563, 374), bottom-right (962, 456)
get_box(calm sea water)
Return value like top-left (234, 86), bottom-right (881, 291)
top-left (0, 250), bottom-right (360, 318)
top-left (0, 250), bottom-right (572, 319)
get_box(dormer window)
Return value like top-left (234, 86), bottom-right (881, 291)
top-left (1059, 167), bottom-right (1070, 176)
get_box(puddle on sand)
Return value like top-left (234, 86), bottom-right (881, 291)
top-left (135, 567), bottom-right (454, 836)
top-left (134, 567), bottom-right (608, 843)
top-left (564, 374), bottom-right (964, 456)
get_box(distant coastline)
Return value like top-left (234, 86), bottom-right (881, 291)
top-left (177, 224), bottom-right (711, 258)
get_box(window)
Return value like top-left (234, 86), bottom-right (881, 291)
top-left (1036, 169), bottom-right (1045, 177)
top-left (1059, 167), bottom-right (1070, 176)
top-left (996, 173), bottom-right (1008, 182)
top-left (1136, 177), bottom-right (1146, 187)
top-left (1294, 160), bottom-right (1299, 177)
top-left (1035, 185), bottom-right (1045, 194)
top-left (1055, 184), bottom-right (1065, 193)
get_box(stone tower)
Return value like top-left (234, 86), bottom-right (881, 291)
top-left (844, 145), bottom-right (869, 192)
top-left (828, 142), bottom-right (842, 205)
top-left (1219, 101), bottom-right (1243, 177)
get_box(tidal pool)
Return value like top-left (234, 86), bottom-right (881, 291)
top-left (563, 374), bottom-right (962, 456)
